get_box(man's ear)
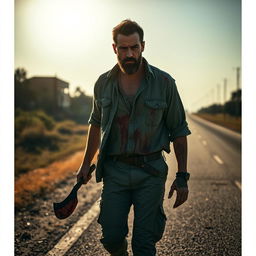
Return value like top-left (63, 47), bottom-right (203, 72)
top-left (141, 41), bottom-right (145, 52)
top-left (112, 43), bottom-right (117, 54)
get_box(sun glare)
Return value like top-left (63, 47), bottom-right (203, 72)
top-left (26, 0), bottom-right (103, 56)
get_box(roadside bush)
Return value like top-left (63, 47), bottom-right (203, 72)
top-left (20, 127), bottom-right (63, 153)
top-left (16, 113), bottom-right (45, 138)
top-left (56, 120), bottom-right (76, 135)
top-left (15, 109), bottom-right (89, 178)
top-left (33, 110), bottom-right (55, 130)
top-left (15, 109), bottom-right (55, 136)
top-left (58, 127), bottom-right (73, 135)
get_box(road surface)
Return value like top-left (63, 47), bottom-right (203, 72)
top-left (15, 114), bottom-right (241, 256)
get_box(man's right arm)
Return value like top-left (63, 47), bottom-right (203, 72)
top-left (76, 124), bottom-right (100, 184)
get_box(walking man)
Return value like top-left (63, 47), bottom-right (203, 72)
top-left (77, 19), bottom-right (191, 256)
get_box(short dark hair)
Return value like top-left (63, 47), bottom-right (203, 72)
top-left (112, 19), bottom-right (144, 44)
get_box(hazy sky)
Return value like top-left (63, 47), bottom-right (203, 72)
top-left (15, 0), bottom-right (241, 112)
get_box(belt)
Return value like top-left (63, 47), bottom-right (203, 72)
top-left (110, 151), bottom-right (162, 176)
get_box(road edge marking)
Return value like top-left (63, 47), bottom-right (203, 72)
top-left (234, 180), bottom-right (242, 190)
top-left (46, 197), bottom-right (101, 256)
top-left (213, 155), bottom-right (224, 165)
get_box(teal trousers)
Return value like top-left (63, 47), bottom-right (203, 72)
top-left (98, 156), bottom-right (168, 256)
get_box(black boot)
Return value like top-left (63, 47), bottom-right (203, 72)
top-left (107, 239), bottom-right (128, 256)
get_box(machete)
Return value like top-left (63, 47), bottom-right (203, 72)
top-left (53, 164), bottom-right (96, 219)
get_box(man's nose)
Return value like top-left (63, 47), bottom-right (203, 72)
top-left (126, 48), bottom-right (133, 57)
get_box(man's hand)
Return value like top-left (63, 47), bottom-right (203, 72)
top-left (76, 164), bottom-right (92, 184)
top-left (168, 178), bottom-right (189, 208)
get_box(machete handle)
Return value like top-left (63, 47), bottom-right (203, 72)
top-left (77, 164), bottom-right (96, 189)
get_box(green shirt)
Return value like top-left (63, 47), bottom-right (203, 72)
top-left (89, 58), bottom-right (191, 182)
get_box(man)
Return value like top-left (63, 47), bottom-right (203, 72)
top-left (77, 19), bottom-right (191, 256)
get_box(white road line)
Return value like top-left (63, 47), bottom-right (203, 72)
top-left (235, 180), bottom-right (242, 190)
top-left (213, 155), bottom-right (224, 165)
top-left (46, 197), bottom-right (101, 256)
top-left (202, 140), bottom-right (207, 146)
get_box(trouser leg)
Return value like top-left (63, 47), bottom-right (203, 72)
top-left (98, 178), bottom-right (132, 255)
top-left (131, 178), bottom-right (167, 256)
top-left (99, 156), bottom-right (168, 256)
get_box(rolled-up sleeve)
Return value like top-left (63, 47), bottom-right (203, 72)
top-left (88, 80), bottom-right (101, 127)
top-left (164, 79), bottom-right (191, 142)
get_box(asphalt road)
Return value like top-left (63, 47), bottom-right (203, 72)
top-left (64, 115), bottom-right (241, 256)
top-left (15, 114), bottom-right (241, 256)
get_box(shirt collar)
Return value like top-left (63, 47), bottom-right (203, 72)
top-left (106, 57), bottom-right (155, 80)
top-left (143, 58), bottom-right (155, 80)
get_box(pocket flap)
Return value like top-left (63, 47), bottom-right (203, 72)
top-left (145, 100), bottom-right (167, 109)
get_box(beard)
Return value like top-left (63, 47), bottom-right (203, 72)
top-left (118, 54), bottom-right (142, 75)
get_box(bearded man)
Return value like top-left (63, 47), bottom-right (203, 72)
top-left (77, 19), bottom-right (191, 256)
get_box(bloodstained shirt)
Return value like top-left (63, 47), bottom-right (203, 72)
top-left (89, 58), bottom-right (191, 157)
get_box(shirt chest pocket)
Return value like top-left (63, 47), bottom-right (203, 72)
top-left (99, 98), bottom-right (112, 129)
top-left (144, 100), bottom-right (167, 127)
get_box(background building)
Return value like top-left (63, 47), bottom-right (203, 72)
top-left (25, 76), bottom-right (70, 111)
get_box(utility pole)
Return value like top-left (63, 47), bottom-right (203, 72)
top-left (217, 84), bottom-right (220, 104)
top-left (223, 78), bottom-right (227, 120)
top-left (235, 67), bottom-right (240, 91)
top-left (234, 67), bottom-right (241, 117)
top-left (223, 78), bottom-right (227, 103)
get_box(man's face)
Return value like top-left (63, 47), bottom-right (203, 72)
top-left (112, 32), bottom-right (145, 75)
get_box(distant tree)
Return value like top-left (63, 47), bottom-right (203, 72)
top-left (15, 68), bottom-right (36, 110)
top-left (15, 68), bottom-right (28, 109)
top-left (198, 104), bottom-right (224, 114)
top-left (198, 89), bottom-right (241, 117)
top-left (70, 86), bottom-right (92, 123)
top-left (15, 68), bottom-right (27, 83)
top-left (224, 100), bottom-right (241, 117)
top-left (74, 86), bottom-right (84, 97)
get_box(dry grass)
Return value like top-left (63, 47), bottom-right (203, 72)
top-left (195, 113), bottom-right (241, 133)
top-left (15, 118), bottom-right (90, 207)
top-left (15, 122), bottom-right (89, 177)
top-left (15, 147), bottom-right (99, 209)
top-left (15, 151), bottom-right (84, 208)
top-left (15, 112), bottom-right (97, 208)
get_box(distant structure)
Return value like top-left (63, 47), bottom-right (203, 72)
top-left (26, 76), bottom-right (70, 111)
top-left (231, 88), bottom-right (241, 101)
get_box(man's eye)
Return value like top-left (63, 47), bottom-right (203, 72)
top-left (131, 46), bottom-right (139, 50)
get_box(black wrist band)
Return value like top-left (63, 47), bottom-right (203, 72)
top-left (176, 172), bottom-right (190, 181)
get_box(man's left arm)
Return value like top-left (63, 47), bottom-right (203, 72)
top-left (168, 136), bottom-right (190, 208)
top-left (163, 77), bottom-right (191, 208)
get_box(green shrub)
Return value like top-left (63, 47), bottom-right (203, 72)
top-left (15, 113), bottom-right (45, 137)
top-left (33, 110), bottom-right (55, 130)
top-left (58, 127), bottom-right (73, 135)
top-left (56, 120), bottom-right (76, 135)
top-left (20, 127), bottom-right (63, 153)
top-left (15, 109), bottom-right (55, 135)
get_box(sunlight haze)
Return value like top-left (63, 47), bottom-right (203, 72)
top-left (15, 0), bottom-right (241, 112)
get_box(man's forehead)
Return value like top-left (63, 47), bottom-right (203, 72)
top-left (116, 32), bottom-right (141, 46)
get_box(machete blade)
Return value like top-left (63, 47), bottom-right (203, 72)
top-left (53, 164), bottom-right (96, 219)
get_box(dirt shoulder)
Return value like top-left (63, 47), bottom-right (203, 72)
top-left (15, 150), bottom-right (84, 209)
top-left (15, 153), bottom-right (102, 256)
top-left (194, 113), bottom-right (241, 133)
